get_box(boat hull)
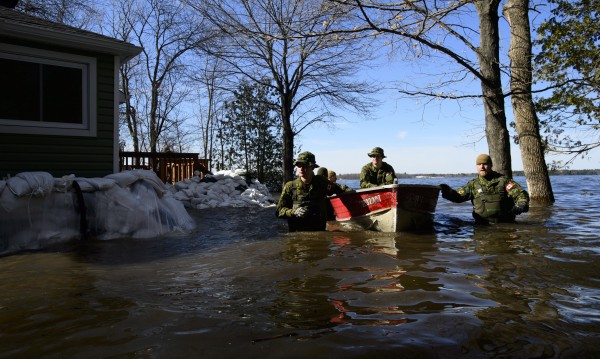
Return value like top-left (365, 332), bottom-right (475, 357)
top-left (327, 184), bottom-right (440, 232)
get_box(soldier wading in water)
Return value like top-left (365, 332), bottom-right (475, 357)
top-left (439, 154), bottom-right (530, 224)
top-left (276, 151), bottom-right (351, 232)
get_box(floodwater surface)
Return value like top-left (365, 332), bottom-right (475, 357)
top-left (0, 176), bottom-right (598, 358)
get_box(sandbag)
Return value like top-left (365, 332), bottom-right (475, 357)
top-left (6, 172), bottom-right (54, 197)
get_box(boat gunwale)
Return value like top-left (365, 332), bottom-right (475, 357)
top-left (328, 183), bottom-right (441, 199)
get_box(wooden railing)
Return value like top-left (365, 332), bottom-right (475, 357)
top-left (119, 151), bottom-right (210, 184)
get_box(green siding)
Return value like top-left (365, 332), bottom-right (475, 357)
top-left (0, 46), bottom-right (118, 179)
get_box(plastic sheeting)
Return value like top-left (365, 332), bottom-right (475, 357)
top-left (0, 169), bottom-right (274, 255)
top-left (0, 170), bottom-right (195, 255)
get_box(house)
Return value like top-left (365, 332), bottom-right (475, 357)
top-left (0, 5), bottom-right (142, 179)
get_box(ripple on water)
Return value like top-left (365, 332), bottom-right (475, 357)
top-left (0, 175), bottom-right (598, 357)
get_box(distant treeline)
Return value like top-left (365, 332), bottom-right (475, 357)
top-left (338, 169), bottom-right (600, 180)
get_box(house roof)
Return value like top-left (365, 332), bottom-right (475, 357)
top-left (0, 6), bottom-right (142, 61)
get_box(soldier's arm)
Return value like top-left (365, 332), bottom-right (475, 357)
top-left (275, 184), bottom-right (294, 218)
top-left (506, 180), bottom-right (530, 208)
top-left (443, 182), bottom-right (473, 203)
top-left (328, 181), bottom-right (354, 195)
top-left (340, 184), bottom-right (354, 192)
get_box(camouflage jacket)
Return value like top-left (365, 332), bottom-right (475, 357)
top-left (359, 162), bottom-right (396, 188)
top-left (443, 171), bottom-right (529, 223)
top-left (276, 175), bottom-right (348, 231)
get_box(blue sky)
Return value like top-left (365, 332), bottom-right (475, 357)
top-left (294, 20), bottom-right (599, 175)
top-left (298, 84), bottom-right (599, 175)
top-left (297, 67), bottom-right (599, 175)
top-left (159, 1), bottom-right (595, 176)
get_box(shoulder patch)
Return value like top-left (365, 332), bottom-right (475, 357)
top-left (458, 189), bottom-right (465, 195)
top-left (506, 182), bottom-right (515, 191)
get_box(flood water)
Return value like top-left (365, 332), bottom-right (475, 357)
top-left (0, 175), bottom-right (598, 358)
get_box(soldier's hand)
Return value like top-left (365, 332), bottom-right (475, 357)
top-left (292, 206), bottom-right (309, 218)
top-left (439, 183), bottom-right (451, 196)
top-left (512, 203), bottom-right (528, 215)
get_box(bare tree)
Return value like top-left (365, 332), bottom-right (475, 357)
top-left (188, 0), bottom-right (379, 183)
top-left (16, 0), bottom-right (102, 29)
top-left (504, 0), bottom-right (554, 202)
top-left (120, 60), bottom-right (142, 153)
top-left (102, 0), bottom-right (144, 154)
top-left (330, 0), bottom-right (556, 200)
top-left (188, 57), bottom-right (229, 170)
top-left (153, 75), bottom-right (195, 151)
top-left (330, 0), bottom-right (515, 176)
top-left (124, 0), bottom-right (210, 153)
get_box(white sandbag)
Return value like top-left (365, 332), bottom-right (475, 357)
top-left (6, 171), bottom-right (54, 197)
top-left (0, 187), bottom-right (18, 212)
top-left (0, 192), bottom-right (80, 252)
top-left (89, 186), bottom-right (150, 239)
top-left (173, 191), bottom-right (189, 201)
top-left (130, 170), bottom-right (167, 196)
top-left (182, 188), bottom-right (195, 198)
top-left (74, 177), bottom-right (116, 192)
top-left (54, 174), bottom-right (76, 193)
top-left (174, 181), bottom-right (189, 191)
top-left (159, 197), bottom-right (195, 231)
top-left (105, 171), bottom-right (139, 188)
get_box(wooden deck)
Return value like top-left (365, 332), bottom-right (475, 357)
top-left (119, 151), bottom-right (210, 184)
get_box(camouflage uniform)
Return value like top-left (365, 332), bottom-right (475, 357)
top-left (335, 182), bottom-right (352, 192)
top-left (276, 152), bottom-right (349, 232)
top-left (442, 171), bottom-right (529, 224)
top-left (360, 162), bottom-right (396, 188)
top-left (276, 175), bottom-right (325, 231)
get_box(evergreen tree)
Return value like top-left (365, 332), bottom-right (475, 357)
top-left (220, 81), bottom-right (283, 191)
top-left (535, 0), bottom-right (600, 161)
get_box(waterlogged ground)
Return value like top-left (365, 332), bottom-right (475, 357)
top-left (0, 176), bottom-right (598, 358)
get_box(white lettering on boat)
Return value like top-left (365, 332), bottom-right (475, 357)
top-left (362, 195), bottom-right (381, 207)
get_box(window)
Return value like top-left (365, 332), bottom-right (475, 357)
top-left (0, 43), bottom-right (97, 136)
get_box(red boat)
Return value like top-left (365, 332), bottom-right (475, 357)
top-left (327, 184), bottom-right (441, 232)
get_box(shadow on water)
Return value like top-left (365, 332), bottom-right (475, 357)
top-left (1, 176), bottom-right (599, 358)
top-left (67, 206), bottom-right (286, 265)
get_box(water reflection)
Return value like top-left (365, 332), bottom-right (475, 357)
top-left (0, 176), bottom-right (598, 357)
top-left (273, 231), bottom-right (483, 332)
top-left (467, 223), bottom-right (599, 356)
top-left (0, 253), bottom-right (136, 358)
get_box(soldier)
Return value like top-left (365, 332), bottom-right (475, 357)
top-left (328, 170), bottom-right (352, 192)
top-left (439, 154), bottom-right (530, 224)
top-left (360, 147), bottom-right (397, 188)
top-left (316, 167), bottom-right (329, 178)
top-left (276, 152), bottom-right (348, 232)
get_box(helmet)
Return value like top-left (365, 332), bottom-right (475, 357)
top-left (294, 151), bottom-right (319, 168)
top-left (316, 167), bottom-right (328, 177)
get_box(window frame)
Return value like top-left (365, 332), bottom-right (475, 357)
top-left (0, 43), bottom-right (97, 137)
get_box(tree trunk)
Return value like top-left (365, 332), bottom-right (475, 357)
top-left (121, 74), bottom-right (140, 154)
top-left (475, 0), bottom-right (513, 177)
top-left (281, 100), bottom-right (295, 185)
top-left (150, 83), bottom-right (159, 153)
top-left (503, 0), bottom-right (555, 203)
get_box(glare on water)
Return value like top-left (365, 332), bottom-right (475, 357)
top-left (0, 175), bottom-right (598, 358)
